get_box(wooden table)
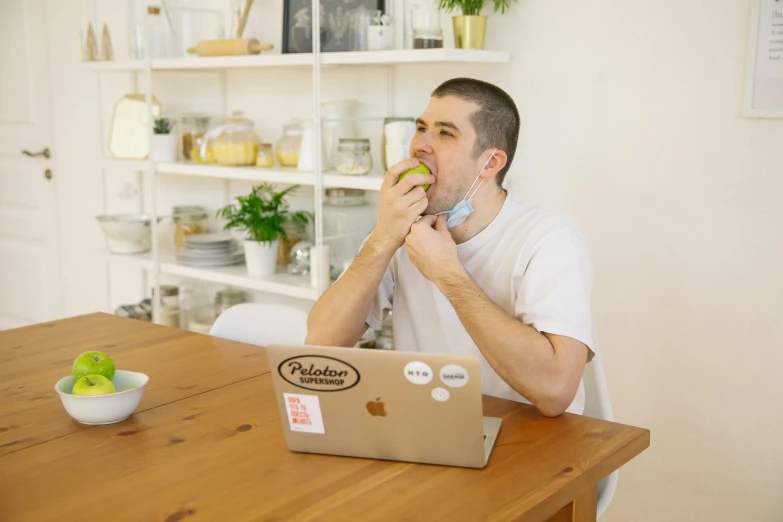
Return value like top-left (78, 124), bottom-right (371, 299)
top-left (0, 314), bottom-right (649, 522)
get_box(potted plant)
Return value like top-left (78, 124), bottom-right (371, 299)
top-left (437, 0), bottom-right (517, 50)
top-left (216, 183), bottom-right (312, 276)
top-left (151, 117), bottom-right (177, 162)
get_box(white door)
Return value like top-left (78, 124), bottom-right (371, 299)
top-left (0, 0), bottom-right (61, 329)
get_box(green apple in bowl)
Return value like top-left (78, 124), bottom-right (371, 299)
top-left (73, 351), bottom-right (116, 381)
top-left (398, 163), bottom-right (431, 191)
top-left (72, 374), bottom-right (116, 396)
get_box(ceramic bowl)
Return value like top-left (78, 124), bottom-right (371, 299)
top-left (54, 370), bottom-right (149, 425)
top-left (95, 214), bottom-right (153, 254)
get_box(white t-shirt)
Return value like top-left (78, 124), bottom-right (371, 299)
top-left (365, 190), bottom-right (597, 414)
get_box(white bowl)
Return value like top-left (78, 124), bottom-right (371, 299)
top-left (95, 214), bottom-right (153, 254)
top-left (54, 370), bottom-right (149, 425)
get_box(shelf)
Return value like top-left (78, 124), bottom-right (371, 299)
top-left (157, 162), bottom-right (316, 185)
top-left (324, 171), bottom-right (384, 191)
top-left (106, 249), bottom-right (318, 301)
top-left (100, 159), bottom-right (385, 190)
top-left (81, 49), bottom-right (510, 72)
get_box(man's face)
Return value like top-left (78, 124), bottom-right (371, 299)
top-left (410, 95), bottom-right (484, 215)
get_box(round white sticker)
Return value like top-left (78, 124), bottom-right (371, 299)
top-left (439, 364), bottom-right (469, 388)
top-left (403, 361), bottom-right (433, 385)
top-left (431, 387), bottom-right (450, 402)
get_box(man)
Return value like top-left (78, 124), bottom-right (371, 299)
top-left (306, 78), bottom-right (596, 417)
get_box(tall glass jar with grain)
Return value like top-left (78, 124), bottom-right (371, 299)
top-left (173, 206), bottom-right (208, 249)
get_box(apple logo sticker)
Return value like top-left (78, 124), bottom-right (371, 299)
top-left (439, 364), bottom-right (469, 388)
top-left (431, 387), bottom-right (450, 402)
top-left (404, 361), bottom-right (433, 385)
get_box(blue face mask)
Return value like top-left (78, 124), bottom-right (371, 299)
top-left (436, 149), bottom-right (497, 229)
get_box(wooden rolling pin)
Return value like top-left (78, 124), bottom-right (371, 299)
top-left (186, 38), bottom-right (273, 57)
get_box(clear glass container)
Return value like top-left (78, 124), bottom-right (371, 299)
top-left (276, 122), bottom-right (302, 167)
top-left (324, 189), bottom-right (376, 279)
top-left (173, 206), bottom-right (208, 249)
top-left (256, 143), bottom-right (275, 167)
top-left (278, 219), bottom-right (307, 265)
top-left (153, 284), bottom-right (180, 328)
top-left (211, 112), bottom-right (260, 166)
top-left (336, 138), bottom-right (372, 176)
top-left (181, 114), bottom-right (211, 160)
top-left (191, 134), bottom-right (215, 164)
top-left (413, 29), bottom-right (443, 49)
top-left (216, 288), bottom-right (248, 315)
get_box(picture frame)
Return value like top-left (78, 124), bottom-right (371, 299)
top-left (282, 0), bottom-right (386, 54)
top-left (743, 0), bottom-right (783, 118)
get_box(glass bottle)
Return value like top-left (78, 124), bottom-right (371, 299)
top-left (276, 122), bottom-right (303, 167)
top-left (336, 138), bottom-right (372, 175)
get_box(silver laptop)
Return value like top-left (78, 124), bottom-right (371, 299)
top-left (266, 345), bottom-right (502, 468)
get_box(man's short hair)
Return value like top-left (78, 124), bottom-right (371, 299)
top-left (431, 78), bottom-right (520, 186)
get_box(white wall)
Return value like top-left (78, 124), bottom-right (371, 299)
top-left (48, 0), bottom-right (783, 520)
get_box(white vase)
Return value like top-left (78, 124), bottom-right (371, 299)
top-left (151, 134), bottom-right (177, 162)
top-left (244, 239), bottom-right (279, 276)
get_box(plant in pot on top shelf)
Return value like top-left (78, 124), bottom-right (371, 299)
top-left (151, 117), bottom-right (177, 162)
top-left (217, 183), bottom-right (312, 277)
top-left (437, 0), bottom-right (517, 50)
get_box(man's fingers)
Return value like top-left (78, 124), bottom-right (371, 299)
top-left (399, 185), bottom-right (427, 208)
top-left (435, 215), bottom-right (448, 231)
top-left (418, 215), bottom-right (437, 226)
top-left (381, 158), bottom-right (419, 190)
top-left (392, 173), bottom-right (436, 197)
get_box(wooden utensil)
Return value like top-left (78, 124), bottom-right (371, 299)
top-left (186, 38), bottom-right (273, 57)
top-left (236, 0), bottom-right (255, 38)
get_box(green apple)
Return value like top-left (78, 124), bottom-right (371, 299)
top-left (72, 351), bottom-right (116, 381)
top-left (398, 163), bottom-right (431, 191)
top-left (71, 374), bottom-right (116, 396)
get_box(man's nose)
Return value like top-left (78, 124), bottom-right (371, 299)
top-left (411, 132), bottom-right (434, 157)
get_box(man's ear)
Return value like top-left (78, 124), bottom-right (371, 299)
top-left (480, 149), bottom-right (508, 180)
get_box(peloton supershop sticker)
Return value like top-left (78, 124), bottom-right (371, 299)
top-left (439, 364), bottom-right (469, 388)
top-left (404, 361), bottom-right (433, 385)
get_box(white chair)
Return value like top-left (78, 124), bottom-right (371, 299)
top-left (209, 303), bottom-right (308, 346)
top-left (582, 348), bottom-right (618, 519)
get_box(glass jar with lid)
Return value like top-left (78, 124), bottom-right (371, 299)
top-left (278, 219), bottom-right (307, 265)
top-left (336, 138), bottom-right (372, 175)
top-left (210, 112), bottom-right (260, 166)
top-left (256, 143), bottom-right (275, 167)
top-left (275, 122), bottom-right (303, 167)
top-left (153, 284), bottom-right (180, 328)
top-left (323, 188), bottom-right (376, 279)
top-left (173, 205), bottom-right (208, 249)
top-left (215, 288), bottom-right (248, 315)
top-left (181, 114), bottom-right (211, 160)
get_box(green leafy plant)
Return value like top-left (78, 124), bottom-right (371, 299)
top-left (153, 117), bottom-right (175, 135)
top-left (216, 183), bottom-right (312, 245)
top-left (437, 0), bottom-right (516, 15)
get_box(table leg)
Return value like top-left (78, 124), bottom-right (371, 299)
top-left (545, 485), bottom-right (598, 522)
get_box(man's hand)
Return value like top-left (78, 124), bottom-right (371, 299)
top-left (368, 158), bottom-right (435, 255)
top-left (405, 215), bottom-right (464, 286)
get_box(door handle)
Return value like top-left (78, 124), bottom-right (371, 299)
top-left (22, 148), bottom-right (51, 159)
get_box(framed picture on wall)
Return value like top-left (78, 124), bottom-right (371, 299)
top-left (282, 0), bottom-right (386, 53)
top-left (743, 0), bottom-right (783, 118)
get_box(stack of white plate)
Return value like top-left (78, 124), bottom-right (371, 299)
top-left (176, 234), bottom-right (244, 267)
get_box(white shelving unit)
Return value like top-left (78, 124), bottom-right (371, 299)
top-left (85, 11), bottom-right (510, 315)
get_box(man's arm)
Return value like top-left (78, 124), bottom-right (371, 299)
top-left (404, 216), bottom-right (588, 417)
top-left (439, 269), bottom-right (587, 417)
top-left (305, 158), bottom-right (435, 347)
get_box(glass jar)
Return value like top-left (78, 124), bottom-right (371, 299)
top-left (181, 114), bottom-right (211, 160)
top-left (276, 122), bottom-right (303, 167)
top-left (191, 134), bottom-right (215, 164)
top-left (323, 189), bottom-right (376, 279)
top-left (210, 112), bottom-right (260, 166)
top-left (413, 29), bottom-right (443, 49)
top-left (336, 138), bottom-right (372, 175)
top-left (173, 206), bottom-right (208, 249)
top-left (256, 143), bottom-right (275, 167)
top-left (278, 219), bottom-right (307, 265)
top-left (215, 288), bottom-right (248, 315)
top-left (153, 285), bottom-right (180, 328)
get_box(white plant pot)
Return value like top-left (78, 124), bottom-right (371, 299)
top-left (151, 134), bottom-right (178, 162)
top-left (244, 239), bottom-right (279, 276)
